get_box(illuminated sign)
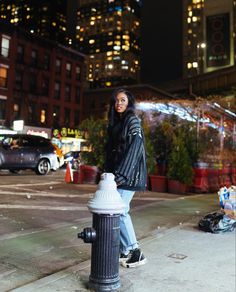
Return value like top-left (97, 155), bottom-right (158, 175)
top-left (53, 127), bottom-right (83, 139)
top-left (206, 13), bottom-right (230, 67)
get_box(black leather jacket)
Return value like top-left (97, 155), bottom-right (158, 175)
top-left (105, 113), bottom-right (147, 191)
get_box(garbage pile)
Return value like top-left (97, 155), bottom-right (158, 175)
top-left (198, 185), bottom-right (236, 233)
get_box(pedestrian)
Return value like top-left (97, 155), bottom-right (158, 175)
top-left (105, 88), bottom-right (147, 268)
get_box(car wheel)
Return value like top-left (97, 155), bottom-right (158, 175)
top-left (36, 159), bottom-right (50, 175)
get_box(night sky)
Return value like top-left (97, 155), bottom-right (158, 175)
top-left (140, 0), bottom-right (183, 85)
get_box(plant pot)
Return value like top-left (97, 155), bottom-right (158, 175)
top-left (149, 175), bottom-right (167, 192)
top-left (167, 179), bottom-right (187, 194)
top-left (80, 165), bottom-right (100, 184)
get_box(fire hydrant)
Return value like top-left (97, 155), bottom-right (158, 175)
top-left (78, 173), bottom-right (125, 292)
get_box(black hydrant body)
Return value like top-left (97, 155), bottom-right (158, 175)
top-left (78, 173), bottom-right (125, 292)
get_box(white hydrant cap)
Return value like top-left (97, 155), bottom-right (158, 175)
top-left (87, 173), bottom-right (125, 214)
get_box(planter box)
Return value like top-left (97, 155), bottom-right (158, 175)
top-left (168, 179), bottom-right (187, 194)
top-left (149, 175), bottom-right (167, 192)
top-left (75, 165), bottom-right (100, 184)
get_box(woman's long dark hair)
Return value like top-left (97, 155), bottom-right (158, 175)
top-left (108, 88), bottom-right (136, 127)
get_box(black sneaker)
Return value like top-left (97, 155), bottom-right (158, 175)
top-left (119, 251), bottom-right (131, 263)
top-left (121, 248), bottom-right (147, 268)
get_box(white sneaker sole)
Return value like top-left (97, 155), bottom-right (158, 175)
top-left (121, 258), bottom-right (147, 268)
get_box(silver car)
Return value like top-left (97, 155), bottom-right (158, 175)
top-left (0, 134), bottom-right (59, 175)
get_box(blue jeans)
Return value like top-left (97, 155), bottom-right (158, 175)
top-left (118, 189), bottom-right (139, 254)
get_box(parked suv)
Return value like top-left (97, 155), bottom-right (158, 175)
top-left (0, 134), bottom-right (59, 175)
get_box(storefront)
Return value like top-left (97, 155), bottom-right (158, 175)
top-left (52, 127), bottom-right (85, 154)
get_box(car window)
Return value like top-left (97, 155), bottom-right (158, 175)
top-left (22, 137), bottom-right (36, 147)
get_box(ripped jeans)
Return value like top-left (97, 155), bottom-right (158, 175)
top-left (118, 189), bottom-right (139, 254)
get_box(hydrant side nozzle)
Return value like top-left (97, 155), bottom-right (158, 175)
top-left (78, 227), bottom-right (96, 243)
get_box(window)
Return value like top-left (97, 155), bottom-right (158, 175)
top-left (75, 65), bottom-right (81, 81)
top-left (65, 84), bottom-right (71, 101)
top-left (0, 95), bottom-right (7, 120)
top-left (41, 76), bottom-right (49, 95)
top-left (64, 108), bottom-right (70, 126)
top-left (66, 62), bottom-right (72, 78)
top-left (13, 102), bottom-right (21, 120)
top-left (31, 49), bottom-right (38, 66)
top-left (43, 53), bottom-right (50, 70)
top-left (40, 109), bottom-right (46, 124)
top-left (74, 110), bottom-right (80, 126)
top-left (1, 35), bottom-right (10, 58)
top-left (17, 44), bottom-right (24, 62)
top-left (28, 103), bottom-right (37, 124)
top-left (54, 81), bottom-right (61, 99)
top-left (15, 70), bottom-right (23, 89)
top-left (55, 58), bottom-right (61, 74)
top-left (0, 65), bottom-right (8, 88)
top-left (75, 86), bottom-right (80, 104)
top-left (29, 73), bottom-right (37, 93)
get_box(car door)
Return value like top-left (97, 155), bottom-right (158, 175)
top-left (20, 136), bottom-right (39, 167)
top-left (0, 136), bottom-right (24, 168)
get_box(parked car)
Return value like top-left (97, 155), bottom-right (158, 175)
top-left (0, 134), bottom-right (59, 175)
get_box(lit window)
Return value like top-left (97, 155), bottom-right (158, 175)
top-left (106, 81), bottom-right (111, 86)
top-left (192, 62), bottom-right (198, 68)
top-left (1, 36), bottom-right (10, 58)
top-left (122, 45), bottom-right (129, 51)
top-left (122, 35), bottom-right (130, 40)
top-left (40, 110), bottom-right (46, 123)
top-left (52, 22), bottom-right (56, 26)
top-left (90, 21), bottom-right (95, 25)
top-left (187, 18), bottom-right (191, 23)
top-left (0, 65), bottom-right (8, 88)
top-left (113, 45), bottom-right (120, 51)
top-left (107, 64), bottom-right (113, 69)
top-left (192, 16), bottom-right (197, 22)
top-left (187, 63), bottom-right (192, 69)
top-left (89, 39), bottom-right (95, 44)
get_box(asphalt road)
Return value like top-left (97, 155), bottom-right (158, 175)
top-left (0, 168), bottom-right (179, 236)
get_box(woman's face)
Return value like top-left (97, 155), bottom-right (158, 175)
top-left (115, 92), bottom-right (129, 114)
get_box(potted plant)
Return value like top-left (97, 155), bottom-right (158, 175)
top-left (143, 119), bottom-right (168, 192)
top-left (167, 132), bottom-right (194, 194)
top-left (77, 117), bottom-right (107, 184)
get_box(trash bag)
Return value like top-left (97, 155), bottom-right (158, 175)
top-left (198, 211), bottom-right (236, 234)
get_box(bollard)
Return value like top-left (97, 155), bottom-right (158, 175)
top-left (78, 173), bottom-right (125, 292)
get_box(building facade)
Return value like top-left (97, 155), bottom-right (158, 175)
top-left (0, 23), bottom-right (84, 129)
top-left (183, 0), bottom-right (235, 78)
top-left (76, 0), bottom-right (142, 89)
top-left (0, 0), bottom-right (70, 45)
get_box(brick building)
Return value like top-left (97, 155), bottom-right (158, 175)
top-left (0, 23), bottom-right (85, 129)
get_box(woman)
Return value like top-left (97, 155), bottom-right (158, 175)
top-left (105, 88), bottom-right (147, 268)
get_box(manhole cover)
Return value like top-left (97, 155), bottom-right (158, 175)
top-left (167, 253), bottom-right (187, 260)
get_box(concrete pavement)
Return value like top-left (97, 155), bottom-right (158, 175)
top-left (11, 224), bottom-right (235, 292)
top-left (0, 185), bottom-right (235, 292)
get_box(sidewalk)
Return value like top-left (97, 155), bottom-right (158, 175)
top-left (12, 222), bottom-right (235, 292)
top-left (6, 189), bottom-right (235, 292)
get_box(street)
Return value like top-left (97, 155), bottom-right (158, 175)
top-left (0, 169), bottom-right (234, 291)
